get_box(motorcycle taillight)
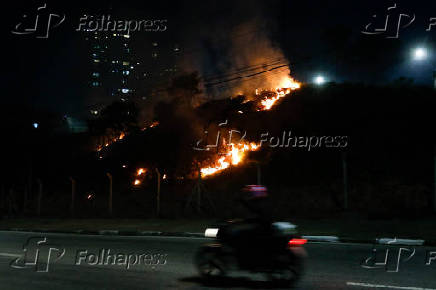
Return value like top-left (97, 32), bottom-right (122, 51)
top-left (288, 238), bottom-right (307, 247)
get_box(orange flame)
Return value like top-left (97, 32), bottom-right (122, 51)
top-left (200, 142), bottom-right (260, 177)
top-left (259, 77), bottom-right (300, 110)
top-left (137, 168), bottom-right (146, 176)
top-left (95, 131), bottom-right (127, 152)
top-left (142, 121), bottom-right (160, 131)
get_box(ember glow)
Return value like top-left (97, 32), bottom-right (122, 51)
top-left (142, 121), bottom-right (159, 131)
top-left (200, 142), bottom-right (260, 177)
top-left (137, 168), bottom-right (146, 176)
top-left (259, 77), bottom-right (300, 110)
top-left (96, 132), bottom-right (127, 152)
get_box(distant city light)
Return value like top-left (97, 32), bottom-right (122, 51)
top-left (413, 47), bottom-right (428, 61)
top-left (33, 122), bottom-right (39, 129)
top-left (314, 75), bottom-right (326, 85)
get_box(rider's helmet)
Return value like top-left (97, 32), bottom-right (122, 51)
top-left (242, 185), bottom-right (268, 200)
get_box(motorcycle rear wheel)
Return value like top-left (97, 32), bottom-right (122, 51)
top-left (195, 246), bottom-right (226, 279)
top-left (267, 253), bottom-right (304, 287)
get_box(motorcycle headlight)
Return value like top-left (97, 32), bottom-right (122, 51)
top-left (204, 228), bottom-right (219, 238)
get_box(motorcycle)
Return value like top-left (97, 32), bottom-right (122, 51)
top-left (194, 219), bottom-right (307, 287)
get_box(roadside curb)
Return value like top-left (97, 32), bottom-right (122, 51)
top-left (0, 229), bottom-right (433, 245)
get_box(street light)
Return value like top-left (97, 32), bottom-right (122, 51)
top-left (33, 122), bottom-right (39, 129)
top-left (411, 46), bottom-right (435, 89)
top-left (314, 75), bottom-right (326, 85)
top-left (411, 46), bottom-right (436, 213)
top-left (413, 47), bottom-right (428, 61)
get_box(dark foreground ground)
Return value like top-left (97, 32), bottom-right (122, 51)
top-left (0, 231), bottom-right (435, 290)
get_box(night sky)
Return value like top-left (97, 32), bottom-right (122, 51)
top-left (3, 0), bottom-right (436, 118)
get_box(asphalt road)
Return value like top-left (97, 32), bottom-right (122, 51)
top-left (0, 231), bottom-right (435, 290)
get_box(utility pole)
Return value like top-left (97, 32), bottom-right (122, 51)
top-left (106, 173), bottom-right (113, 216)
top-left (155, 169), bottom-right (161, 217)
top-left (342, 152), bottom-right (348, 210)
top-left (36, 179), bottom-right (42, 217)
top-left (433, 145), bottom-right (436, 213)
top-left (69, 177), bottom-right (76, 217)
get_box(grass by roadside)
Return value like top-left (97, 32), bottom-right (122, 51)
top-left (0, 217), bottom-right (435, 241)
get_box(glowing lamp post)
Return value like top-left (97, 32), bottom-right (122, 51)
top-left (411, 47), bottom-right (435, 89)
top-left (412, 46), bottom-right (436, 212)
top-left (314, 75), bottom-right (326, 85)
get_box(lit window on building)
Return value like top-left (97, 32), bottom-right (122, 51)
top-left (123, 34), bottom-right (130, 38)
top-left (122, 61), bottom-right (130, 66)
top-left (121, 88), bottom-right (130, 93)
top-left (152, 42), bottom-right (158, 47)
top-left (92, 81), bottom-right (100, 87)
top-left (93, 59), bottom-right (100, 63)
top-left (92, 72), bottom-right (100, 77)
top-left (122, 70), bottom-right (130, 75)
top-left (152, 52), bottom-right (158, 58)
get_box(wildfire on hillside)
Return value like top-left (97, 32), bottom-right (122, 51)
top-left (258, 77), bottom-right (300, 110)
top-left (200, 142), bottom-right (260, 177)
top-left (96, 132), bottom-right (126, 152)
top-left (199, 76), bottom-right (300, 177)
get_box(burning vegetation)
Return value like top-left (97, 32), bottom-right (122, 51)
top-left (200, 142), bottom-right (260, 177)
top-left (92, 70), bottom-right (301, 183)
top-left (258, 77), bottom-right (300, 110)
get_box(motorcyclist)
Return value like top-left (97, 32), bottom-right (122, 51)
top-left (227, 185), bottom-right (276, 266)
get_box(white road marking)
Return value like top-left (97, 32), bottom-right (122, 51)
top-left (347, 282), bottom-right (436, 290)
top-left (0, 253), bottom-right (20, 258)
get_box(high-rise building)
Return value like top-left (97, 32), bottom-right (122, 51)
top-left (83, 17), bottom-right (182, 116)
top-left (85, 28), bottom-right (139, 115)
